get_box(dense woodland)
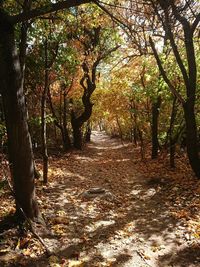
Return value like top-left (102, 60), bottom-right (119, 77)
top-left (0, 1), bottom-right (200, 266)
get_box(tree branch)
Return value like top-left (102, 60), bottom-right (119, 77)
top-left (162, 9), bottom-right (190, 89)
top-left (11, 0), bottom-right (92, 24)
top-left (192, 13), bottom-right (200, 33)
top-left (93, 0), bottom-right (133, 32)
top-left (149, 36), bottom-right (185, 105)
top-left (92, 45), bottom-right (120, 83)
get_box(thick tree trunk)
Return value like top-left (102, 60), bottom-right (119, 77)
top-left (85, 121), bottom-right (91, 143)
top-left (0, 16), bottom-right (39, 220)
top-left (184, 100), bottom-right (200, 177)
top-left (73, 128), bottom-right (82, 149)
top-left (151, 96), bottom-right (161, 159)
top-left (71, 97), bottom-right (93, 150)
top-left (61, 127), bottom-right (71, 151)
top-left (71, 121), bottom-right (82, 149)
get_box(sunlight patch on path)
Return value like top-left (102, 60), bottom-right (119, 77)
top-left (35, 131), bottom-right (200, 267)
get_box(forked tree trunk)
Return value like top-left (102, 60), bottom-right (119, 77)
top-left (0, 16), bottom-right (39, 220)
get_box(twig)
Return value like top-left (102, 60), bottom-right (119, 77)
top-left (135, 250), bottom-right (153, 267)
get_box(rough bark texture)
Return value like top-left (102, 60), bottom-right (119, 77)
top-left (0, 13), bottom-right (39, 220)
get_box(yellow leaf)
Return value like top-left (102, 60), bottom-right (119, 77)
top-left (68, 260), bottom-right (85, 267)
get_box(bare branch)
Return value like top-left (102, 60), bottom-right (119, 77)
top-left (192, 13), bottom-right (200, 33)
top-left (93, 0), bottom-right (133, 32)
top-left (11, 0), bottom-right (92, 24)
top-left (92, 45), bottom-right (120, 83)
top-left (149, 36), bottom-right (185, 105)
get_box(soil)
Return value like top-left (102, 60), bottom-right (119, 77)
top-left (0, 131), bottom-right (199, 267)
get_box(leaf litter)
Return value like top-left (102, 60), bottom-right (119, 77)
top-left (0, 131), bottom-right (200, 266)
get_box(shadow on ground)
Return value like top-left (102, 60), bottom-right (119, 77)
top-left (0, 131), bottom-right (199, 267)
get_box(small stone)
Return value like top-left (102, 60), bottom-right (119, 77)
top-left (184, 233), bottom-right (191, 241)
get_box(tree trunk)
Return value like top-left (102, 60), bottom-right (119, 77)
top-left (138, 129), bottom-right (145, 160)
top-left (0, 16), bottom-right (39, 220)
top-left (71, 120), bottom-right (82, 149)
top-left (41, 39), bottom-right (48, 184)
top-left (184, 99), bottom-right (200, 177)
top-left (61, 127), bottom-right (71, 151)
top-left (116, 116), bottom-right (124, 144)
top-left (71, 96), bottom-right (93, 150)
top-left (62, 90), bottom-right (71, 151)
top-left (85, 121), bottom-right (91, 143)
top-left (133, 127), bottom-right (138, 145)
top-left (151, 96), bottom-right (161, 159)
top-left (48, 87), bottom-right (71, 151)
top-left (169, 141), bottom-right (176, 168)
top-left (169, 97), bottom-right (177, 168)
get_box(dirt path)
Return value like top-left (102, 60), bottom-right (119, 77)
top-left (1, 131), bottom-right (199, 266)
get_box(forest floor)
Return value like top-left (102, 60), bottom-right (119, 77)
top-left (0, 131), bottom-right (200, 267)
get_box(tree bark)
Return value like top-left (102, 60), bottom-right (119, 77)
top-left (184, 99), bottom-right (200, 177)
top-left (151, 96), bottom-right (161, 159)
top-left (71, 98), bottom-right (93, 149)
top-left (149, 28), bottom-right (200, 177)
top-left (41, 39), bottom-right (49, 184)
top-left (48, 85), bottom-right (71, 151)
top-left (0, 14), bottom-right (39, 220)
top-left (85, 121), bottom-right (91, 142)
top-left (62, 89), bottom-right (71, 151)
top-left (71, 117), bottom-right (83, 150)
top-left (71, 66), bottom-right (94, 149)
top-left (168, 97), bottom-right (177, 168)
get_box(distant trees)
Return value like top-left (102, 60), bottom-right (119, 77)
top-left (95, 0), bottom-right (200, 177)
top-left (25, 4), bottom-right (119, 151)
top-left (70, 24), bottom-right (119, 149)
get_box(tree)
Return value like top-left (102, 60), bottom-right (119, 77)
top-left (0, 0), bottom-right (92, 220)
top-left (96, 0), bottom-right (200, 177)
top-left (69, 8), bottom-right (120, 149)
top-left (148, 0), bottom-right (200, 177)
